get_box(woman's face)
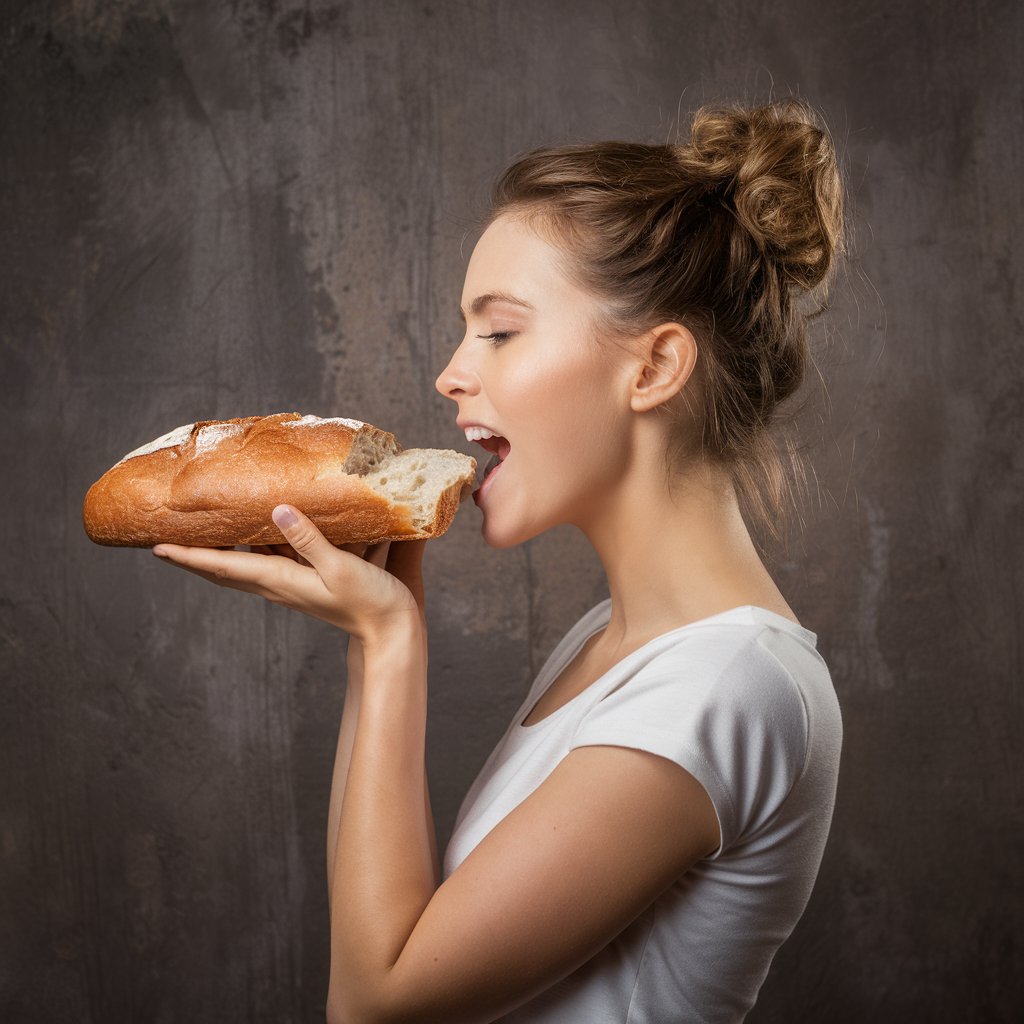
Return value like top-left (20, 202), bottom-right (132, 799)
top-left (435, 213), bottom-right (636, 547)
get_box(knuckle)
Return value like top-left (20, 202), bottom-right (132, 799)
top-left (290, 527), bottom-right (317, 551)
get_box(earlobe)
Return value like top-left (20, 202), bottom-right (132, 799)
top-left (630, 323), bottom-right (697, 413)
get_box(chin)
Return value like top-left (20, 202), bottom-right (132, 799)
top-left (481, 520), bottom-right (531, 549)
top-left (479, 505), bottom-right (549, 549)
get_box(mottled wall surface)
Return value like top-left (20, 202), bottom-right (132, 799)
top-left (1, 0), bottom-right (1020, 1021)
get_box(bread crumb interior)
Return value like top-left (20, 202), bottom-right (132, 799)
top-left (361, 449), bottom-right (474, 527)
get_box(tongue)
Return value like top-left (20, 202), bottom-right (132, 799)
top-left (482, 452), bottom-right (501, 480)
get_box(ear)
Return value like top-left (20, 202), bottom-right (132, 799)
top-left (628, 322), bottom-right (698, 414)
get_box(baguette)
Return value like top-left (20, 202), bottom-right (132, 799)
top-left (82, 412), bottom-right (478, 547)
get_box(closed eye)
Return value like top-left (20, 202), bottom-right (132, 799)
top-left (477, 332), bottom-right (516, 346)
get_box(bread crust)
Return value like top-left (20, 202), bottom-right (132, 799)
top-left (83, 412), bottom-right (477, 547)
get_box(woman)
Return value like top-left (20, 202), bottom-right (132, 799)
top-left (154, 97), bottom-right (845, 1023)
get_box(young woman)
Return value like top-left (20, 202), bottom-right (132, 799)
top-left (154, 97), bottom-right (845, 1023)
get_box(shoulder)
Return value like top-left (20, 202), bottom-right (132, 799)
top-left (589, 621), bottom-right (813, 736)
top-left (571, 620), bottom-right (828, 850)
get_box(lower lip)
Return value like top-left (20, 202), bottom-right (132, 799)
top-left (473, 457), bottom-right (505, 505)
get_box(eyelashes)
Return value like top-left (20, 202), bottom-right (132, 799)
top-left (476, 332), bottom-right (516, 347)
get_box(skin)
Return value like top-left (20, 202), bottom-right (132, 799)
top-left (151, 211), bottom-right (799, 1023)
top-left (440, 211), bottom-right (800, 653)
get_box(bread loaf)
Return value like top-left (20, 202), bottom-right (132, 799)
top-left (83, 412), bottom-right (477, 547)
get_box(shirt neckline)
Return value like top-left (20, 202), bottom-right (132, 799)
top-left (517, 600), bottom-right (817, 731)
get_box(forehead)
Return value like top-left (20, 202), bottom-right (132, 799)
top-left (461, 213), bottom-right (584, 313)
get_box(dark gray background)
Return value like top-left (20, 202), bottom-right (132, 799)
top-left (1, 1), bottom-right (1020, 1021)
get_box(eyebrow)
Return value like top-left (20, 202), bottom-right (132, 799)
top-left (458, 291), bottom-right (535, 321)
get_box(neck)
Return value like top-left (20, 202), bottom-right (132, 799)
top-left (573, 453), bottom-right (791, 650)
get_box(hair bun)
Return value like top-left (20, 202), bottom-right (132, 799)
top-left (682, 98), bottom-right (845, 291)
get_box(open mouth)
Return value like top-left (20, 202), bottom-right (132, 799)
top-left (473, 434), bottom-right (511, 488)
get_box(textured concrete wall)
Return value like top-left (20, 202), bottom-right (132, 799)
top-left (1, 1), bottom-right (1020, 1021)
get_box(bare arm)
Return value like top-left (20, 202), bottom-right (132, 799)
top-left (325, 616), bottom-right (718, 1024)
top-left (327, 636), bottom-right (440, 913)
top-left (327, 622), bottom-right (436, 1022)
top-left (326, 637), bottom-right (364, 909)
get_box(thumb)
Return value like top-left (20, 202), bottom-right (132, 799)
top-left (271, 504), bottom-right (333, 567)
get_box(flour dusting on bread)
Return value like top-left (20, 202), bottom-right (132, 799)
top-left (284, 414), bottom-right (365, 430)
top-left (85, 411), bottom-right (476, 547)
top-left (117, 422), bottom-right (194, 465)
top-left (115, 414), bottom-right (367, 466)
top-left (195, 422), bottom-right (246, 454)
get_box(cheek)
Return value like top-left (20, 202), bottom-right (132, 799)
top-left (568, 352), bottom-right (636, 477)
top-left (498, 353), bottom-right (565, 427)
top-left (510, 354), bottom-right (624, 469)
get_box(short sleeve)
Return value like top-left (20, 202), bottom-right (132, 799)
top-left (568, 631), bottom-right (810, 856)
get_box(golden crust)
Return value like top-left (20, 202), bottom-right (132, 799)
top-left (82, 412), bottom-right (477, 547)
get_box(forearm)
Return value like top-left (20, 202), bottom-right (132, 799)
top-left (326, 622), bottom-right (438, 1022)
top-left (326, 636), bottom-right (440, 907)
top-left (327, 637), bottom-right (365, 907)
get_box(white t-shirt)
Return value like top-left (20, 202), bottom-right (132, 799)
top-left (442, 598), bottom-right (842, 1024)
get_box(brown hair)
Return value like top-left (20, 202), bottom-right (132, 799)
top-left (486, 97), bottom-right (847, 551)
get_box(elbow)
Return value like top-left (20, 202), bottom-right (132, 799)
top-left (326, 987), bottom-right (378, 1024)
top-left (326, 981), bottom-right (402, 1024)
top-left (326, 1004), bottom-right (402, 1024)
top-left (327, 998), bottom-right (430, 1024)
top-left (328, 956), bottom-right (434, 1024)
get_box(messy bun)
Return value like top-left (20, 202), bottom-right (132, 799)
top-left (679, 99), bottom-right (844, 291)
top-left (487, 96), bottom-right (847, 548)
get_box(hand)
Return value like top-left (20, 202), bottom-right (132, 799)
top-left (152, 504), bottom-right (428, 643)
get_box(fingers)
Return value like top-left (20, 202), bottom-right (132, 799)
top-left (271, 505), bottom-right (339, 570)
top-left (254, 535), bottom-right (398, 566)
top-left (155, 517), bottom-right (393, 598)
top-left (248, 541), bottom-right (312, 566)
top-left (338, 542), bottom-right (370, 558)
top-left (385, 537), bottom-right (428, 576)
top-left (153, 543), bottom-right (298, 598)
top-left (385, 538), bottom-right (428, 617)
top-left (365, 541), bottom-right (391, 569)
top-left (153, 519), bottom-right (426, 637)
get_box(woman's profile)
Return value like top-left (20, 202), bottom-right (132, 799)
top-left (153, 96), bottom-right (846, 1023)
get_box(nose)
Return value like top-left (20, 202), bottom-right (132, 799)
top-left (434, 335), bottom-right (479, 403)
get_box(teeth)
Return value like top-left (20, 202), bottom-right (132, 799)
top-left (465, 426), bottom-right (498, 442)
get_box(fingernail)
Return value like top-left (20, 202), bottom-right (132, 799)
top-left (272, 505), bottom-right (298, 529)
top-left (152, 546), bottom-right (168, 558)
